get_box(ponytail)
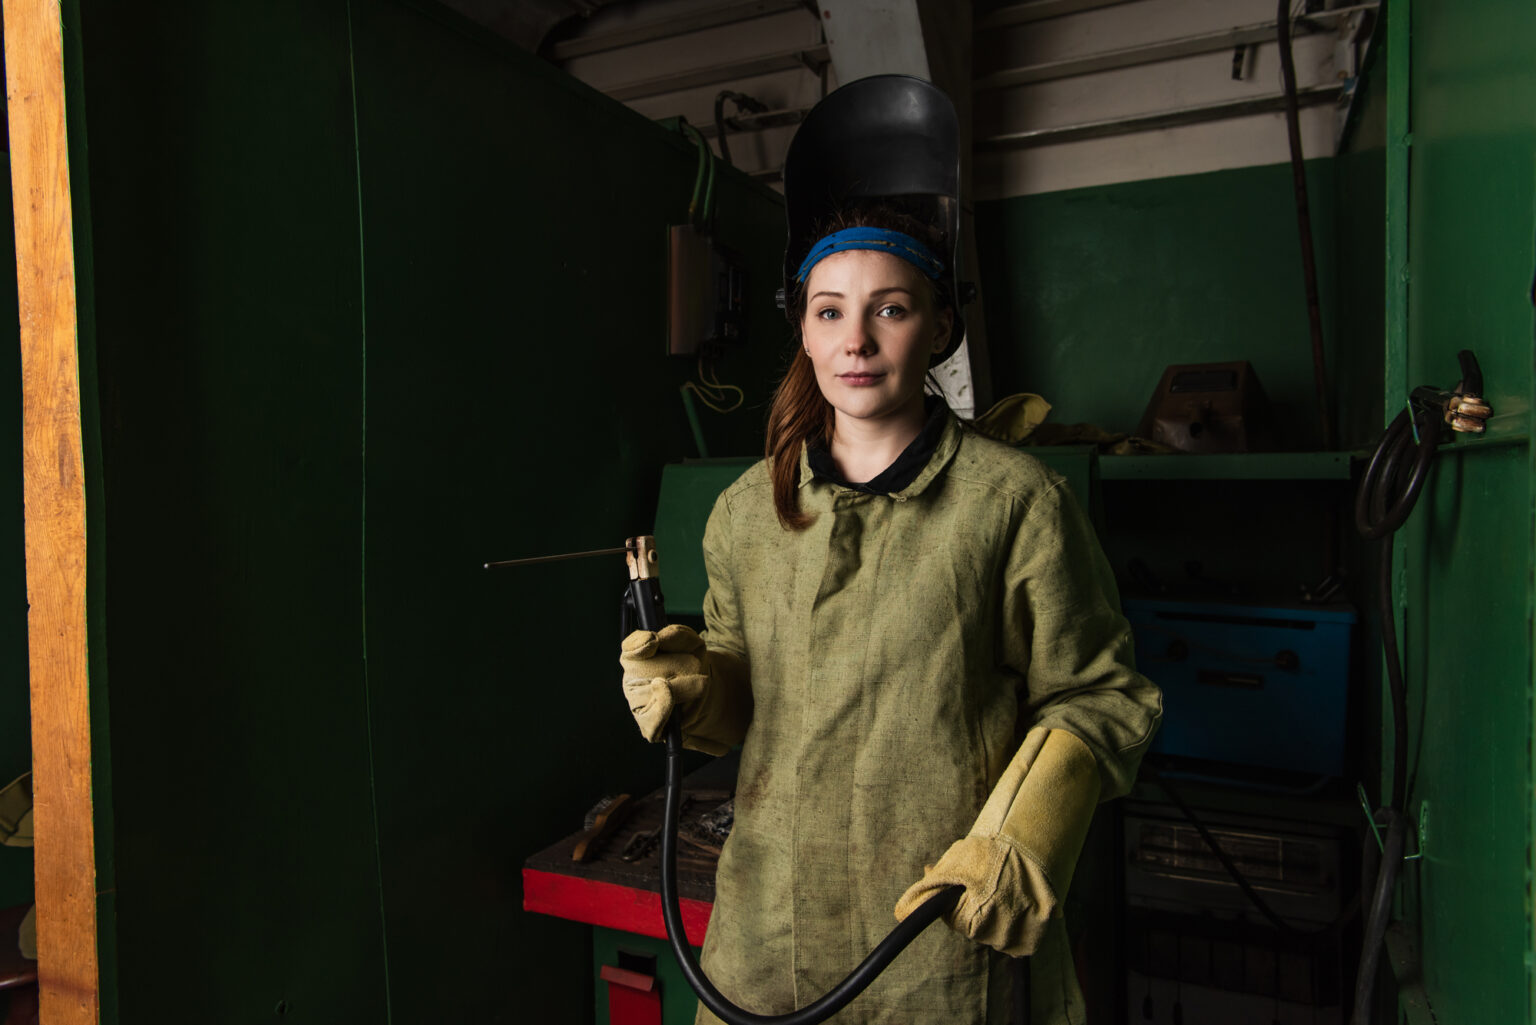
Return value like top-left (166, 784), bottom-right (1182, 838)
top-left (765, 346), bottom-right (834, 530)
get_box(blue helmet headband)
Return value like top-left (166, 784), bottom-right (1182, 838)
top-left (794, 226), bottom-right (945, 285)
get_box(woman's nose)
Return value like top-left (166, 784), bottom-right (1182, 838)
top-left (843, 321), bottom-right (875, 355)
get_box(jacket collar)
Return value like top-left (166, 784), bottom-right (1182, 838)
top-left (798, 407), bottom-right (962, 501)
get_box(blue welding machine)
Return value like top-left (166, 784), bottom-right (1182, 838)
top-left (1122, 598), bottom-right (1356, 777)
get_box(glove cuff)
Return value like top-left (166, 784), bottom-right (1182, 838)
top-left (893, 731), bottom-right (1101, 957)
top-left (995, 728), bottom-right (1101, 900)
top-left (679, 647), bottom-right (752, 754)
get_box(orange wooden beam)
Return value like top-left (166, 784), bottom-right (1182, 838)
top-left (3, 0), bottom-right (100, 1021)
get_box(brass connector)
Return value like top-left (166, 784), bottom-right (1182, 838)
top-left (1446, 393), bottom-right (1493, 434)
top-left (627, 536), bottom-right (659, 581)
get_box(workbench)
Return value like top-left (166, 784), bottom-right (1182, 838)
top-left (524, 755), bottom-right (737, 1025)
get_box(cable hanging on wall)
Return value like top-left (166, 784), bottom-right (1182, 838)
top-left (1349, 351), bottom-right (1492, 1025)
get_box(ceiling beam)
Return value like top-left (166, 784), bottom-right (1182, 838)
top-left (978, 82), bottom-right (1343, 149)
top-left (551, 0), bottom-right (810, 61)
top-left (976, 0), bottom-right (1141, 31)
top-left (976, 3), bottom-right (1379, 90)
top-left (606, 45), bottom-right (829, 102)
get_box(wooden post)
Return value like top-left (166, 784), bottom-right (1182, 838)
top-left (3, 0), bottom-right (100, 1022)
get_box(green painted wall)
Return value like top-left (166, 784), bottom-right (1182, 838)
top-left (72, 4), bottom-right (387, 1021)
top-left (64, 1), bottom-right (784, 1021)
top-left (1390, 0), bottom-right (1536, 1021)
top-left (349, 2), bottom-right (783, 1021)
top-left (976, 159), bottom-right (1339, 451)
top-left (56, 0), bottom-right (1533, 1021)
top-left (974, 163), bottom-right (1352, 604)
top-left (1334, 53), bottom-right (1389, 454)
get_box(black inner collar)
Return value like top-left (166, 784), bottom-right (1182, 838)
top-left (807, 396), bottom-right (948, 495)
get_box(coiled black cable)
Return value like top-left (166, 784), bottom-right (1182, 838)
top-left (713, 90), bottom-right (768, 169)
top-left (1355, 401), bottom-right (1441, 815)
top-left (1346, 351), bottom-right (1483, 1025)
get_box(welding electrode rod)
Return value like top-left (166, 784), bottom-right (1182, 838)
top-left (483, 546), bottom-right (632, 570)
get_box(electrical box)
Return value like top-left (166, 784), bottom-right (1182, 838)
top-left (1123, 599), bottom-right (1355, 777)
top-left (668, 225), bottom-right (747, 356)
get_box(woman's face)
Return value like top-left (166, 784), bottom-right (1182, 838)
top-left (800, 248), bottom-right (953, 431)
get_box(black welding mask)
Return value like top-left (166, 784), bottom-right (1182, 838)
top-left (778, 74), bottom-right (968, 364)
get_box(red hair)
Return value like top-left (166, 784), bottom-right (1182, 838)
top-left (765, 349), bottom-right (836, 530)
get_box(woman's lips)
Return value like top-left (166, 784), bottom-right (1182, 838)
top-left (838, 372), bottom-right (886, 387)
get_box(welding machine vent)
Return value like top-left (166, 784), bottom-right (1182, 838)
top-left (1134, 823), bottom-right (1329, 892)
top-left (1124, 809), bottom-right (1344, 925)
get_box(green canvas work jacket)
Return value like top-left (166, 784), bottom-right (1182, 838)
top-left (696, 412), bottom-right (1162, 1025)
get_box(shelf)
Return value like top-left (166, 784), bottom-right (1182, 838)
top-left (1098, 451), bottom-right (1353, 481)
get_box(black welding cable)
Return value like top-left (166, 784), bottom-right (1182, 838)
top-left (1277, 0), bottom-right (1335, 450)
top-left (631, 561), bottom-right (974, 1024)
top-left (714, 91), bottom-right (735, 167)
top-left (1347, 398), bottom-right (1445, 1024)
top-left (1357, 404), bottom-right (1441, 810)
top-left (660, 722), bottom-right (963, 1025)
top-left (629, 562), bottom-right (964, 1025)
top-left (714, 91), bottom-right (769, 170)
top-left (1350, 810), bottom-right (1406, 1025)
top-left (1150, 771), bottom-right (1333, 938)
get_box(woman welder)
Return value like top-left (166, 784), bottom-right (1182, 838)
top-left (619, 76), bottom-right (1162, 1025)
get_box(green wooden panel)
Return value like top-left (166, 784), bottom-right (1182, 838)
top-left (1333, 40), bottom-right (1392, 966)
top-left (1398, 448), bottom-right (1532, 1023)
top-left (655, 461), bottom-right (758, 617)
top-left (349, 2), bottom-right (786, 1020)
top-left (1333, 32), bottom-right (1389, 454)
top-left (1392, 0), bottom-right (1536, 1021)
top-left (69, 3), bottom-right (389, 1021)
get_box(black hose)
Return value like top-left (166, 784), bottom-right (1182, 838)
top-left (660, 722), bottom-right (963, 1025)
top-left (1349, 810), bottom-right (1405, 1025)
top-left (1356, 405), bottom-right (1441, 812)
top-left (713, 91), bottom-right (768, 169)
top-left (1151, 772), bottom-right (1330, 938)
top-left (1277, 0), bottom-right (1335, 450)
top-left (714, 92), bottom-right (735, 168)
top-left (1355, 408), bottom-right (1440, 542)
top-left (633, 571), bottom-right (965, 1025)
top-left (1347, 394), bottom-right (1445, 1023)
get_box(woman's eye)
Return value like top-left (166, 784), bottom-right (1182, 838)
top-left (816, 307), bottom-right (841, 321)
top-left (877, 304), bottom-right (906, 318)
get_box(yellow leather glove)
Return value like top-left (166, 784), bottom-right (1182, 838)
top-left (619, 624), bottom-right (751, 756)
top-left (894, 727), bottom-right (1101, 956)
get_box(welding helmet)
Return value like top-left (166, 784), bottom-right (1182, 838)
top-left (778, 74), bottom-right (968, 364)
